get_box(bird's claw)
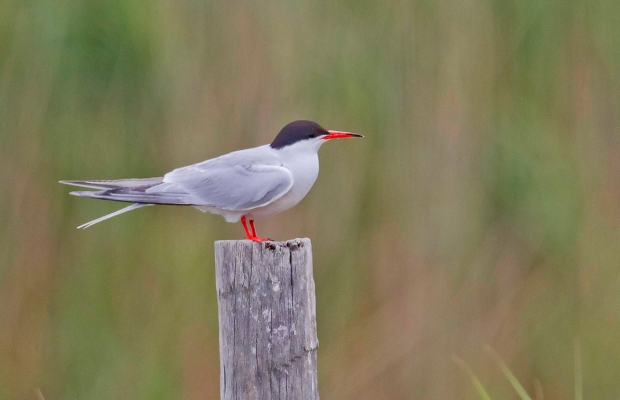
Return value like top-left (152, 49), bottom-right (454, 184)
top-left (246, 236), bottom-right (272, 243)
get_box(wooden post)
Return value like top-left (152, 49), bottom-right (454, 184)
top-left (215, 238), bottom-right (319, 400)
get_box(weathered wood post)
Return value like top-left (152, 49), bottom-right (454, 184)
top-left (215, 238), bottom-right (319, 400)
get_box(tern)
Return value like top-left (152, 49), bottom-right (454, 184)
top-left (60, 120), bottom-right (362, 241)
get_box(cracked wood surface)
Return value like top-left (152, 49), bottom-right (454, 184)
top-left (215, 238), bottom-right (319, 400)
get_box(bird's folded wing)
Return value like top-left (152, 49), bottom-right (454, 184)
top-left (161, 163), bottom-right (294, 211)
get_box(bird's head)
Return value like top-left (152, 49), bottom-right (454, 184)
top-left (270, 120), bottom-right (363, 153)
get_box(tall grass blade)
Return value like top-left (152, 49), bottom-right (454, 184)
top-left (575, 338), bottom-right (583, 400)
top-left (484, 345), bottom-right (532, 400)
top-left (453, 355), bottom-right (492, 400)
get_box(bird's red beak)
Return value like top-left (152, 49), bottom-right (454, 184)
top-left (323, 130), bottom-right (364, 140)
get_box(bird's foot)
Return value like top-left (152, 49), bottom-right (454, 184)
top-left (241, 217), bottom-right (272, 242)
top-left (246, 235), bottom-right (272, 243)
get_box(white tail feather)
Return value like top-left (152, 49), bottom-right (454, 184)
top-left (77, 203), bottom-right (153, 229)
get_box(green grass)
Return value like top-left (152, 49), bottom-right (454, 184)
top-left (457, 343), bottom-right (587, 400)
top-left (453, 356), bottom-right (492, 400)
top-left (484, 346), bottom-right (533, 400)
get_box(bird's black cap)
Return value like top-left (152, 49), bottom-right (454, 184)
top-left (270, 120), bottom-right (328, 149)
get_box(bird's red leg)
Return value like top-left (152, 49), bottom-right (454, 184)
top-left (249, 219), bottom-right (270, 242)
top-left (241, 216), bottom-right (268, 242)
top-left (249, 219), bottom-right (257, 237)
top-left (241, 216), bottom-right (255, 241)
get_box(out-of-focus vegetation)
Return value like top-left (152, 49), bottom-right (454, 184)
top-left (1, 0), bottom-right (620, 398)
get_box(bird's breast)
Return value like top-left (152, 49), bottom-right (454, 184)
top-left (246, 153), bottom-right (319, 219)
top-left (285, 154), bottom-right (319, 200)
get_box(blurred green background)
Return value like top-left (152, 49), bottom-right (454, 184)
top-left (2, 0), bottom-right (620, 398)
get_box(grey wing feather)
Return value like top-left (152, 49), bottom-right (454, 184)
top-left (60, 177), bottom-right (163, 190)
top-left (66, 177), bottom-right (195, 205)
top-left (163, 162), bottom-right (294, 211)
top-left (63, 147), bottom-right (293, 211)
top-left (69, 189), bottom-right (193, 205)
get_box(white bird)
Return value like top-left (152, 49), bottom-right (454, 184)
top-left (60, 120), bottom-right (363, 241)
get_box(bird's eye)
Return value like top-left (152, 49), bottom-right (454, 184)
top-left (309, 133), bottom-right (316, 138)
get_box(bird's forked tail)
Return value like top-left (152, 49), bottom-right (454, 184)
top-left (76, 203), bottom-right (153, 229)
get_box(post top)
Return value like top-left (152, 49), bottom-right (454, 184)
top-left (214, 238), bottom-right (311, 250)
